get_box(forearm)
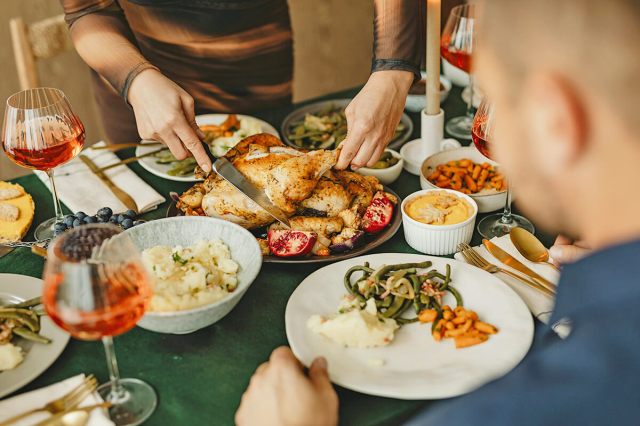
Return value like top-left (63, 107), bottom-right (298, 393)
top-left (372, 0), bottom-right (423, 81)
top-left (63, 4), bottom-right (156, 99)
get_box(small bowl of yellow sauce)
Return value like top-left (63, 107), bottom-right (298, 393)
top-left (401, 189), bottom-right (478, 255)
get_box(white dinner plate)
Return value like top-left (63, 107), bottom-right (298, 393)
top-left (136, 114), bottom-right (279, 182)
top-left (285, 253), bottom-right (533, 400)
top-left (0, 274), bottom-right (70, 398)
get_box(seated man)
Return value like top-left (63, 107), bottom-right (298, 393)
top-left (235, 0), bottom-right (640, 424)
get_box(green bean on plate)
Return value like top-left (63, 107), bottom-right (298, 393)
top-left (343, 260), bottom-right (462, 326)
top-left (286, 104), bottom-right (407, 150)
top-left (0, 296), bottom-right (51, 345)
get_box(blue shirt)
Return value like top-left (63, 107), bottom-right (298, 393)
top-left (407, 239), bottom-right (640, 425)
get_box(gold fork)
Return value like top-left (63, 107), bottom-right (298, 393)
top-left (97, 148), bottom-right (167, 173)
top-left (1, 375), bottom-right (98, 425)
top-left (458, 243), bottom-right (555, 297)
top-left (56, 148), bottom-right (167, 178)
top-left (90, 142), bottom-right (162, 151)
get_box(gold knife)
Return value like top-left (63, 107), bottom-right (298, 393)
top-left (79, 155), bottom-right (139, 213)
top-left (483, 239), bottom-right (557, 293)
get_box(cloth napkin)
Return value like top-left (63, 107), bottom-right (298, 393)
top-left (454, 235), bottom-right (570, 338)
top-left (35, 142), bottom-right (165, 215)
top-left (0, 374), bottom-right (114, 426)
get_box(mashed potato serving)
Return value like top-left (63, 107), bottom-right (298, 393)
top-left (308, 297), bottom-right (399, 348)
top-left (142, 240), bottom-right (239, 312)
top-left (0, 343), bottom-right (24, 371)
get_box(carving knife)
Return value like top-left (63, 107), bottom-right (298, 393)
top-left (483, 239), bottom-right (557, 293)
top-left (79, 155), bottom-right (139, 213)
top-left (212, 157), bottom-right (290, 229)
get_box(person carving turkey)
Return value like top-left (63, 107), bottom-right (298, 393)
top-left (59, 1), bottom-right (462, 171)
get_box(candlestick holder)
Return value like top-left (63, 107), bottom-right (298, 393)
top-left (400, 108), bottom-right (460, 175)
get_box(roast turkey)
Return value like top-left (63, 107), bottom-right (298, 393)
top-left (177, 133), bottom-right (394, 255)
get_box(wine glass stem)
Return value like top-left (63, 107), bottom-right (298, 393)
top-left (46, 169), bottom-right (64, 222)
top-left (102, 336), bottom-right (126, 400)
top-left (500, 182), bottom-right (514, 224)
top-left (466, 74), bottom-right (475, 118)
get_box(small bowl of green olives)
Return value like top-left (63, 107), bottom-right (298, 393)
top-left (356, 149), bottom-right (404, 185)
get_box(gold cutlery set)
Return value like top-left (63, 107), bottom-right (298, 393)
top-left (59, 142), bottom-right (167, 214)
top-left (78, 155), bottom-right (139, 213)
top-left (1, 375), bottom-right (111, 426)
top-left (458, 237), bottom-right (557, 298)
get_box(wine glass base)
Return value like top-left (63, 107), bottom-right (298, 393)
top-left (34, 217), bottom-right (59, 240)
top-left (97, 378), bottom-right (157, 426)
top-left (477, 214), bottom-right (535, 239)
top-left (445, 116), bottom-right (473, 139)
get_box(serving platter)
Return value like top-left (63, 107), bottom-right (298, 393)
top-left (166, 187), bottom-right (403, 264)
top-left (280, 99), bottom-right (413, 151)
top-left (285, 253), bottom-right (534, 400)
top-left (136, 113), bottom-right (279, 182)
top-left (0, 274), bottom-right (70, 398)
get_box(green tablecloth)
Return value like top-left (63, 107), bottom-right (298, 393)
top-left (0, 86), bottom-right (553, 425)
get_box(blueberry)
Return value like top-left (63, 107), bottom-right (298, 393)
top-left (108, 216), bottom-right (118, 224)
top-left (75, 211), bottom-right (87, 220)
top-left (84, 216), bottom-right (97, 224)
top-left (116, 214), bottom-right (126, 224)
top-left (72, 218), bottom-right (83, 228)
top-left (132, 220), bottom-right (146, 226)
top-left (124, 209), bottom-right (137, 219)
top-left (54, 222), bottom-right (67, 232)
top-left (121, 218), bottom-right (134, 229)
top-left (63, 215), bottom-right (76, 227)
top-left (97, 215), bottom-right (108, 223)
top-left (97, 207), bottom-right (113, 219)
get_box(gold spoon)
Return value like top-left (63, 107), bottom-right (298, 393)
top-left (34, 402), bottom-right (111, 426)
top-left (54, 410), bottom-right (89, 426)
top-left (510, 227), bottom-right (561, 272)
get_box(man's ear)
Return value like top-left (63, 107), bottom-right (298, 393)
top-left (522, 73), bottom-right (587, 175)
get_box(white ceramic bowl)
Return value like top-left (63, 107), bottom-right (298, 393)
top-left (356, 149), bottom-right (403, 185)
top-left (401, 188), bottom-right (478, 255)
top-left (420, 146), bottom-right (507, 213)
top-left (405, 73), bottom-right (452, 112)
top-left (122, 217), bottom-right (262, 334)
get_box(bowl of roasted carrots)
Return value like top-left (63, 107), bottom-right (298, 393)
top-left (420, 147), bottom-right (508, 213)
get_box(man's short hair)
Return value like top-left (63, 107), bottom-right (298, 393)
top-left (480, 0), bottom-right (640, 132)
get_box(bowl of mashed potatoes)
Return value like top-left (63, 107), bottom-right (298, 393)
top-left (401, 189), bottom-right (478, 255)
top-left (122, 217), bottom-right (262, 334)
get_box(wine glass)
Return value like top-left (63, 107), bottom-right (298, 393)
top-left (2, 88), bottom-right (85, 240)
top-left (472, 99), bottom-right (535, 238)
top-left (441, 4), bottom-right (476, 139)
top-left (43, 224), bottom-right (157, 426)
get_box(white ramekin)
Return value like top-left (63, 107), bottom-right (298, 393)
top-left (401, 188), bottom-right (478, 255)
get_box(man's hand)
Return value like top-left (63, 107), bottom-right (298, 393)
top-left (335, 70), bottom-right (413, 170)
top-left (550, 235), bottom-right (591, 265)
top-left (235, 347), bottom-right (338, 426)
top-left (128, 68), bottom-right (211, 172)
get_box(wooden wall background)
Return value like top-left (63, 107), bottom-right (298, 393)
top-left (0, 0), bottom-right (374, 180)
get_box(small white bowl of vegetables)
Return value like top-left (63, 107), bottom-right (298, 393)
top-left (355, 149), bottom-right (404, 185)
